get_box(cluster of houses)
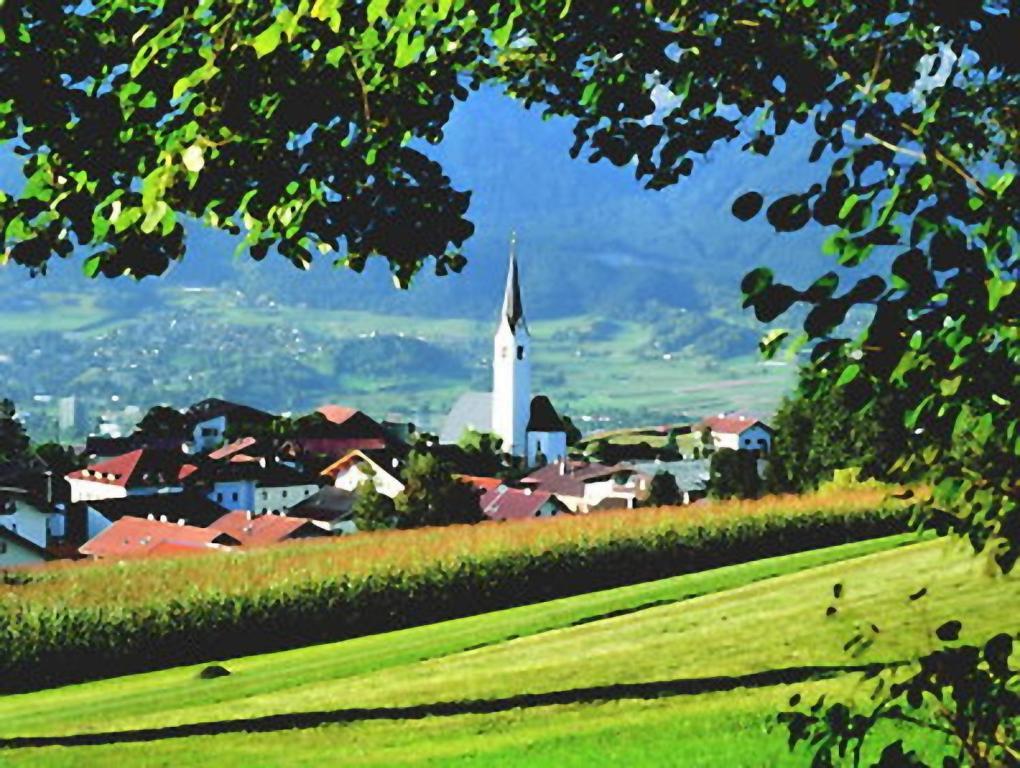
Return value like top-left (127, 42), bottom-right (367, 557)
top-left (0, 243), bottom-right (772, 569)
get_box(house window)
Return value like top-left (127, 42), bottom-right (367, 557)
top-left (232, 492), bottom-right (238, 502)
top-left (517, 345), bottom-right (525, 360)
top-left (262, 491), bottom-right (268, 500)
top-left (282, 490), bottom-right (288, 498)
top-left (216, 493), bottom-right (223, 503)
top-left (0, 542), bottom-right (6, 554)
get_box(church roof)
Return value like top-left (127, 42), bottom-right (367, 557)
top-left (500, 235), bottom-right (528, 335)
top-left (439, 392), bottom-right (493, 445)
top-left (526, 395), bottom-right (564, 433)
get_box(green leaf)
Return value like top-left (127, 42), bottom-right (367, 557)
top-left (83, 254), bottom-right (102, 278)
top-left (394, 33), bottom-right (425, 67)
top-left (837, 194), bottom-right (859, 221)
top-left (367, 0), bottom-right (389, 24)
top-left (252, 24), bottom-right (282, 58)
top-left (836, 364), bottom-right (860, 387)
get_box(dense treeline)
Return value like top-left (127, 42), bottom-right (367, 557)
top-left (764, 362), bottom-right (936, 494)
top-left (0, 492), bottom-right (909, 693)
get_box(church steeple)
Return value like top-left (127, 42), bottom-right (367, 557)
top-left (492, 232), bottom-right (532, 458)
top-left (500, 231), bottom-right (528, 335)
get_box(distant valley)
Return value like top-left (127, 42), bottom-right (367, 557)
top-left (0, 88), bottom-right (859, 436)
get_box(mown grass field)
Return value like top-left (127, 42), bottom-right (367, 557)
top-left (1, 533), bottom-right (1015, 766)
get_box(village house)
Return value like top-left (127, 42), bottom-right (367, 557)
top-left (65, 449), bottom-right (198, 503)
top-left (0, 488), bottom-right (62, 566)
top-left (479, 484), bottom-right (568, 521)
top-left (0, 488), bottom-right (63, 550)
top-left (79, 492), bottom-right (229, 541)
top-left (0, 526), bottom-right (53, 568)
top-left (208, 510), bottom-right (328, 546)
top-left (283, 405), bottom-right (395, 460)
top-left (185, 398), bottom-right (275, 453)
top-left (79, 516), bottom-right (240, 559)
top-left (286, 487), bottom-right (358, 534)
top-left (321, 448), bottom-right (407, 499)
top-left (521, 459), bottom-right (649, 513)
top-left (190, 459), bottom-right (321, 515)
top-left (698, 414), bottom-right (773, 454)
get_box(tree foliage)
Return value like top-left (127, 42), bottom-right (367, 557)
top-left (709, 448), bottom-right (760, 500)
top-left (351, 479), bottom-right (396, 531)
top-left (393, 448), bottom-right (483, 528)
top-left (136, 404), bottom-right (190, 439)
top-left (0, 398), bottom-right (32, 477)
top-left (645, 470), bottom-right (681, 507)
top-left (765, 362), bottom-right (930, 494)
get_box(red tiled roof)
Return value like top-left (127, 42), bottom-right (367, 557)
top-left (480, 486), bottom-right (556, 521)
top-left (456, 475), bottom-right (504, 492)
top-left (698, 415), bottom-right (772, 435)
top-left (67, 449), bottom-right (197, 489)
top-left (316, 405), bottom-right (360, 425)
top-left (209, 510), bottom-right (325, 546)
top-left (209, 437), bottom-right (258, 461)
top-left (79, 517), bottom-right (238, 559)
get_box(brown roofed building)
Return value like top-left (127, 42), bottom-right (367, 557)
top-left (479, 485), bottom-right (567, 521)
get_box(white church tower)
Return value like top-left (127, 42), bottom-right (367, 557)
top-left (492, 233), bottom-right (531, 457)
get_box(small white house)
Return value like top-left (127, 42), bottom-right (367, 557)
top-left (322, 449), bottom-right (406, 499)
top-left (698, 415), bottom-right (773, 454)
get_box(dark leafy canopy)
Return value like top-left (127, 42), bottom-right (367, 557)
top-left (765, 361), bottom-right (936, 494)
top-left (0, 0), bottom-right (516, 282)
top-left (393, 447), bottom-right (483, 528)
top-left (0, 398), bottom-right (31, 474)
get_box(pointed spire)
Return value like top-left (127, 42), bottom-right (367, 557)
top-left (501, 231), bottom-right (527, 334)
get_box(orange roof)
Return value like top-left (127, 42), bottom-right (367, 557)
top-left (67, 449), bottom-right (197, 489)
top-left (209, 510), bottom-right (324, 546)
top-left (456, 475), bottom-right (504, 492)
top-left (316, 405), bottom-right (360, 425)
top-left (209, 437), bottom-right (258, 461)
top-left (79, 517), bottom-right (237, 558)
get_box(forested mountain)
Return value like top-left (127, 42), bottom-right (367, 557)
top-left (0, 87), bottom-right (836, 321)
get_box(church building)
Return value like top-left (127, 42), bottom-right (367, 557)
top-left (440, 236), bottom-right (568, 467)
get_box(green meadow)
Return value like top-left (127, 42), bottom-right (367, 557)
top-left (1, 534), bottom-right (1014, 767)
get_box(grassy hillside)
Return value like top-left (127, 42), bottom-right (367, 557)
top-left (1, 535), bottom-right (1014, 766)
